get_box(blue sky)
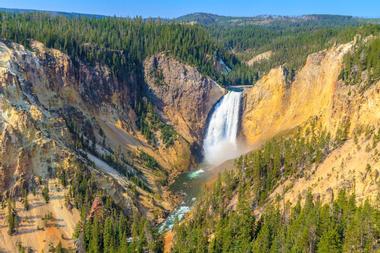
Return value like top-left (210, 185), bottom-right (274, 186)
top-left (1, 0), bottom-right (379, 18)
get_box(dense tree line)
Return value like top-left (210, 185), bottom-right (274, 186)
top-left (64, 164), bottom-right (161, 252)
top-left (208, 16), bottom-right (363, 52)
top-left (173, 190), bottom-right (380, 253)
top-left (0, 12), bottom-right (235, 84)
top-left (77, 205), bottom-right (159, 253)
top-left (1, 12), bottom-right (378, 88)
top-left (206, 15), bottom-right (375, 85)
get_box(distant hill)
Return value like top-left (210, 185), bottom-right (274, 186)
top-left (175, 12), bottom-right (379, 27)
top-left (175, 12), bottom-right (302, 26)
top-left (175, 12), bottom-right (234, 25)
top-left (0, 8), bottom-right (378, 26)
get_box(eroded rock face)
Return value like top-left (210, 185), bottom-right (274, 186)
top-left (0, 41), bottom-right (74, 196)
top-left (242, 41), bottom-right (380, 207)
top-left (0, 42), bottom-right (161, 213)
top-left (30, 41), bottom-right (140, 111)
top-left (241, 43), bottom-right (354, 145)
top-left (144, 53), bottom-right (225, 145)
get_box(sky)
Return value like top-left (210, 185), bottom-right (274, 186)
top-left (0, 0), bottom-right (379, 18)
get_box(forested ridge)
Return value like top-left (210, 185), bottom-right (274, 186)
top-left (209, 25), bottom-right (380, 85)
top-left (1, 11), bottom-right (379, 87)
top-left (0, 12), bottom-right (236, 85)
top-left (176, 13), bottom-right (364, 27)
top-left (173, 190), bottom-right (380, 253)
top-left (175, 13), bottom-right (380, 85)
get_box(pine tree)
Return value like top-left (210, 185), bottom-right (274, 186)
top-left (103, 216), bottom-right (114, 253)
top-left (252, 222), bottom-right (271, 253)
top-left (88, 216), bottom-right (101, 253)
top-left (7, 198), bottom-right (17, 235)
top-left (23, 189), bottom-right (29, 211)
top-left (317, 228), bottom-right (341, 253)
top-left (55, 241), bottom-right (64, 253)
top-left (42, 183), bottom-right (50, 203)
top-left (234, 195), bottom-right (254, 253)
top-left (118, 231), bottom-right (128, 253)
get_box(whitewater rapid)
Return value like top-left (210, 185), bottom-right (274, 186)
top-left (203, 90), bottom-right (242, 165)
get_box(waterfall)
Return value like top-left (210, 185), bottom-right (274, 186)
top-left (203, 90), bottom-right (242, 165)
top-left (159, 90), bottom-right (243, 232)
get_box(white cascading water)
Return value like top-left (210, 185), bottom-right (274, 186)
top-left (203, 90), bottom-right (242, 165)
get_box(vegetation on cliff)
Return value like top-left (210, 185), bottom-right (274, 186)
top-left (341, 37), bottom-right (380, 88)
top-left (66, 165), bottom-right (160, 252)
top-left (136, 99), bottom-right (178, 147)
top-left (237, 119), bottom-right (340, 204)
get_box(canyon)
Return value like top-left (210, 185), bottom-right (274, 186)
top-left (0, 15), bottom-right (379, 252)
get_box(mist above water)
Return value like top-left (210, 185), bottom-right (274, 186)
top-left (203, 90), bottom-right (243, 165)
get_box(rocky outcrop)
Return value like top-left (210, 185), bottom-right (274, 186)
top-left (0, 41), bottom-right (74, 196)
top-left (242, 42), bottom-right (354, 145)
top-left (30, 41), bottom-right (139, 111)
top-left (144, 53), bottom-right (225, 146)
top-left (246, 50), bottom-right (273, 66)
